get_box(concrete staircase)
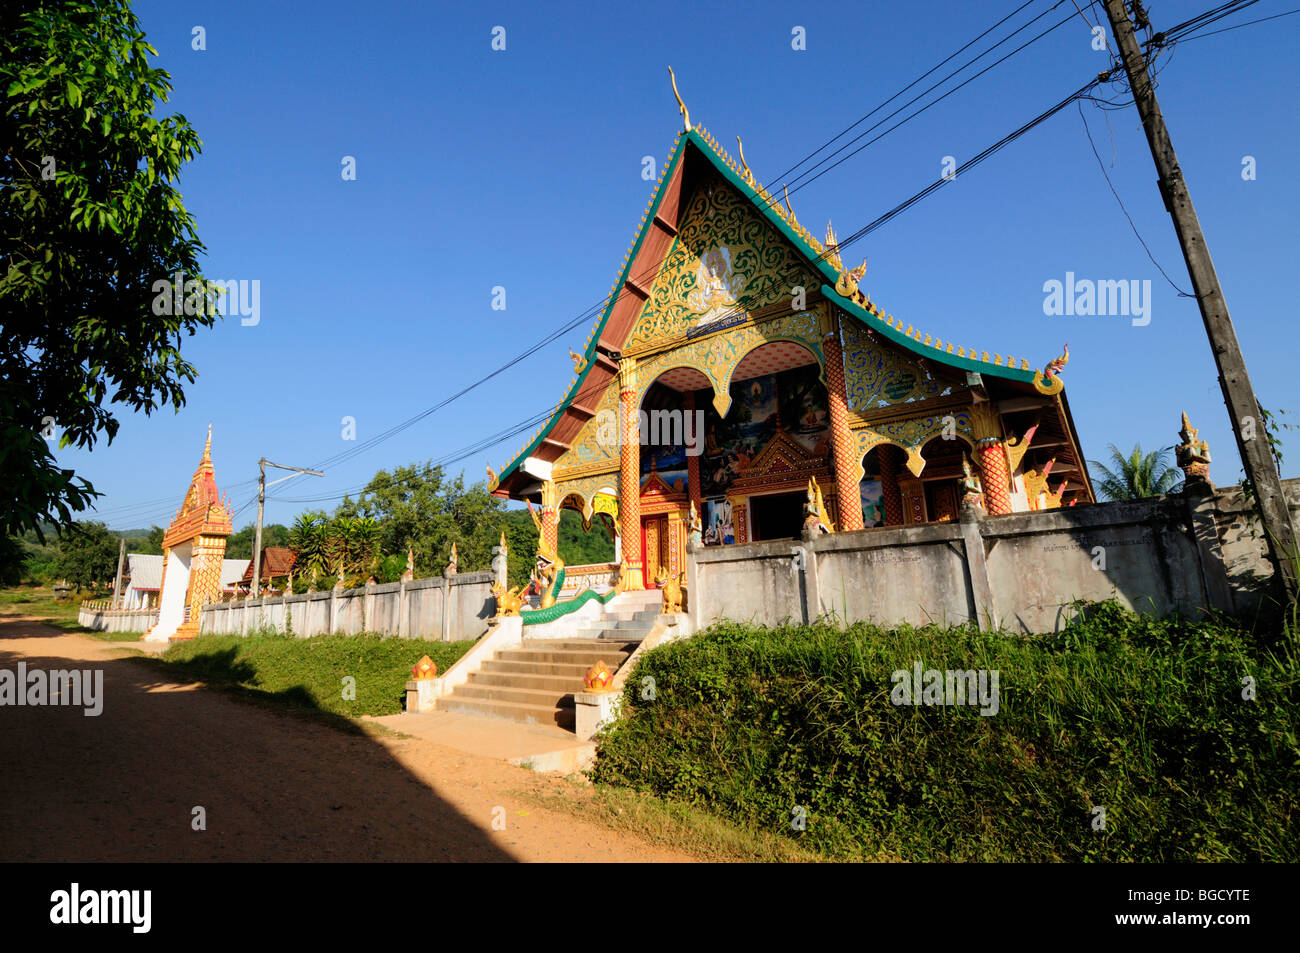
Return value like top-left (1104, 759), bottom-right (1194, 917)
top-left (435, 589), bottom-right (664, 731)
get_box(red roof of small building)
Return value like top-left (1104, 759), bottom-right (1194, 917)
top-left (239, 547), bottom-right (296, 584)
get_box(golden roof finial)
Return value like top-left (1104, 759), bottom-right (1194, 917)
top-left (736, 136), bottom-right (755, 186)
top-left (668, 66), bottom-right (691, 132)
top-left (203, 423), bottom-right (212, 463)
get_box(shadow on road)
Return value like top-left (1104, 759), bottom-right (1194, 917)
top-left (0, 618), bottom-right (517, 861)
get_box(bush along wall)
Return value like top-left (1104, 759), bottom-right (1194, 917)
top-left (591, 601), bottom-right (1299, 861)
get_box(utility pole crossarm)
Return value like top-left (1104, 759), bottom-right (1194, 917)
top-left (1102, 0), bottom-right (1298, 609)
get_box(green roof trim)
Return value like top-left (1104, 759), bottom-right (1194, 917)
top-left (497, 127), bottom-right (1037, 489)
top-left (822, 283), bottom-right (1036, 383)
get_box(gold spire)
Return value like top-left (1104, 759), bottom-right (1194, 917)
top-left (668, 66), bottom-right (691, 132)
top-left (203, 423), bottom-right (212, 463)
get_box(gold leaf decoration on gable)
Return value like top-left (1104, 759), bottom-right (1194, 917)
top-left (840, 321), bottom-right (956, 412)
top-left (628, 178), bottom-right (817, 348)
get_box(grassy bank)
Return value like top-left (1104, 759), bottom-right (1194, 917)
top-left (591, 601), bottom-right (1299, 862)
top-left (157, 631), bottom-right (474, 718)
top-left (0, 585), bottom-right (84, 629)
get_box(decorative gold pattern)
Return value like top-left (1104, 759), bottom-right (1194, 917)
top-left (840, 321), bottom-right (956, 412)
top-left (635, 308), bottom-right (824, 417)
top-left (627, 180), bottom-right (817, 349)
top-left (850, 411), bottom-right (975, 484)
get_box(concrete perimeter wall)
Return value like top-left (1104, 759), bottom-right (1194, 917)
top-left (198, 571), bottom-right (494, 641)
top-left (77, 605), bottom-right (159, 633)
top-left (690, 480), bottom-right (1300, 635)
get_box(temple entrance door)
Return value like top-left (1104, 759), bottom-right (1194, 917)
top-left (749, 491), bottom-right (805, 541)
top-left (641, 515), bottom-right (668, 587)
top-left (925, 482), bottom-right (959, 523)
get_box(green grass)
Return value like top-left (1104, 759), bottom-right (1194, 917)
top-left (155, 630), bottom-right (474, 718)
top-left (0, 585), bottom-right (84, 627)
top-left (591, 600), bottom-right (1300, 862)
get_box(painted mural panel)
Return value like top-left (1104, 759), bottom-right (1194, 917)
top-left (860, 479), bottom-right (885, 528)
top-left (699, 363), bottom-right (830, 497)
top-left (703, 499), bottom-right (734, 546)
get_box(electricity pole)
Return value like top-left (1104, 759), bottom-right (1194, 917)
top-left (1102, 0), bottom-right (1298, 608)
top-left (253, 458), bottom-right (323, 597)
top-left (112, 536), bottom-right (126, 609)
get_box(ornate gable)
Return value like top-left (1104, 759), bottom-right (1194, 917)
top-left (627, 175), bottom-right (818, 350)
top-left (731, 427), bottom-right (831, 493)
top-left (162, 426), bottom-right (233, 549)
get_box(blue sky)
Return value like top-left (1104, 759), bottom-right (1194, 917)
top-left (67, 0), bottom-right (1300, 532)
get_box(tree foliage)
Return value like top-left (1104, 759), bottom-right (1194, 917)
top-left (54, 520), bottom-right (119, 590)
top-left (1, 0), bottom-right (217, 539)
top-left (1088, 443), bottom-right (1183, 501)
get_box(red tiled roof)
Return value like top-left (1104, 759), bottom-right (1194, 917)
top-left (239, 547), bottom-right (296, 583)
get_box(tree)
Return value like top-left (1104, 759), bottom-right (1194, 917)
top-left (1088, 444), bottom-right (1183, 501)
top-left (288, 513), bottom-right (330, 584)
top-left (335, 462), bottom-right (508, 576)
top-left (1, 0), bottom-right (218, 541)
top-left (226, 522), bottom-right (289, 560)
top-left (54, 520), bottom-right (119, 591)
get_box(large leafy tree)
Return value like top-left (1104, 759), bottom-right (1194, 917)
top-left (54, 520), bottom-right (119, 590)
top-left (1, 0), bottom-right (217, 539)
top-left (1088, 443), bottom-right (1184, 501)
top-left (335, 462), bottom-right (509, 576)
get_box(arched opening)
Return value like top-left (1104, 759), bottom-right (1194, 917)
top-left (859, 443), bottom-right (908, 528)
top-left (718, 341), bottom-right (830, 543)
top-left (557, 493), bottom-right (615, 567)
top-left (892, 435), bottom-right (976, 524)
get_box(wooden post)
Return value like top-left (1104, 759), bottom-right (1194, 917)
top-left (1103, 0), bottom-right (1297, 606)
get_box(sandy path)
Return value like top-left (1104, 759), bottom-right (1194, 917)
top-left (0, 617), bottom-right (695, 862)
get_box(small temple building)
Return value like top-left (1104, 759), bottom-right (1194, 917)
top-left (490, 79), bottom-right (1092, 590)
top-left (143, 426), bottom-right (233, 641)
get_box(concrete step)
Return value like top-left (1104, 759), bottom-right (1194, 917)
top-left (605, 608), bottom-right (662, 621)
top-left (436, 695), bottom-right (575, 729)
top-left (452, 683), bottom-right (575, 708)
top-left (497, 648), bottom-right (631, 666)
top-left (480, 659), bottom-right (592, 678)
top-left (520, 639), bottom-right (634, 652)
top-left (469, 671), bottom-right (585, 692)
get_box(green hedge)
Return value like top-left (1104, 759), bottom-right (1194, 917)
top-left (160, 632), bottom-right (473, 718)
top-left (591, 601), bottom-right (1299, 861)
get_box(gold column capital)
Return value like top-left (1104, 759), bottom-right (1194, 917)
top-left (619, 355), bottom-right (638, 392)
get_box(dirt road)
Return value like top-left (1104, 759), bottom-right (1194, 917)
top-left (0, 617), bottom-right (694, 862)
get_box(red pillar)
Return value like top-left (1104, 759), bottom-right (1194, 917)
top-left (618, 358), bottom-right (644, 589)
top-left (822, 313), bottom-right (864, 531)
top-left (978, 442), bottom-right (1013, 516)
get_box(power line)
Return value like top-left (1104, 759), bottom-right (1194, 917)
top-left (254, 2), bottom-right (1096, 481)
top-left (1174, 4), bottom-right (1297, 40)
top-left (781, 2), bottom-right (1087, 200)
top-left (1076, 99), bottom-right (1194, 296)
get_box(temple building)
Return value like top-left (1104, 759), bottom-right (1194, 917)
top-left (490, 96), bottom-right (1092, 590)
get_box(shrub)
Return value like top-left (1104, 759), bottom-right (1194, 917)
top-left (592, 601), bottom-right (1299, 861)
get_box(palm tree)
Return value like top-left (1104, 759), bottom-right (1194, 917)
top-left (288, 513), bottom-right (330, 584)
top-left (1088, 443), bottom-right (1183, 501)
